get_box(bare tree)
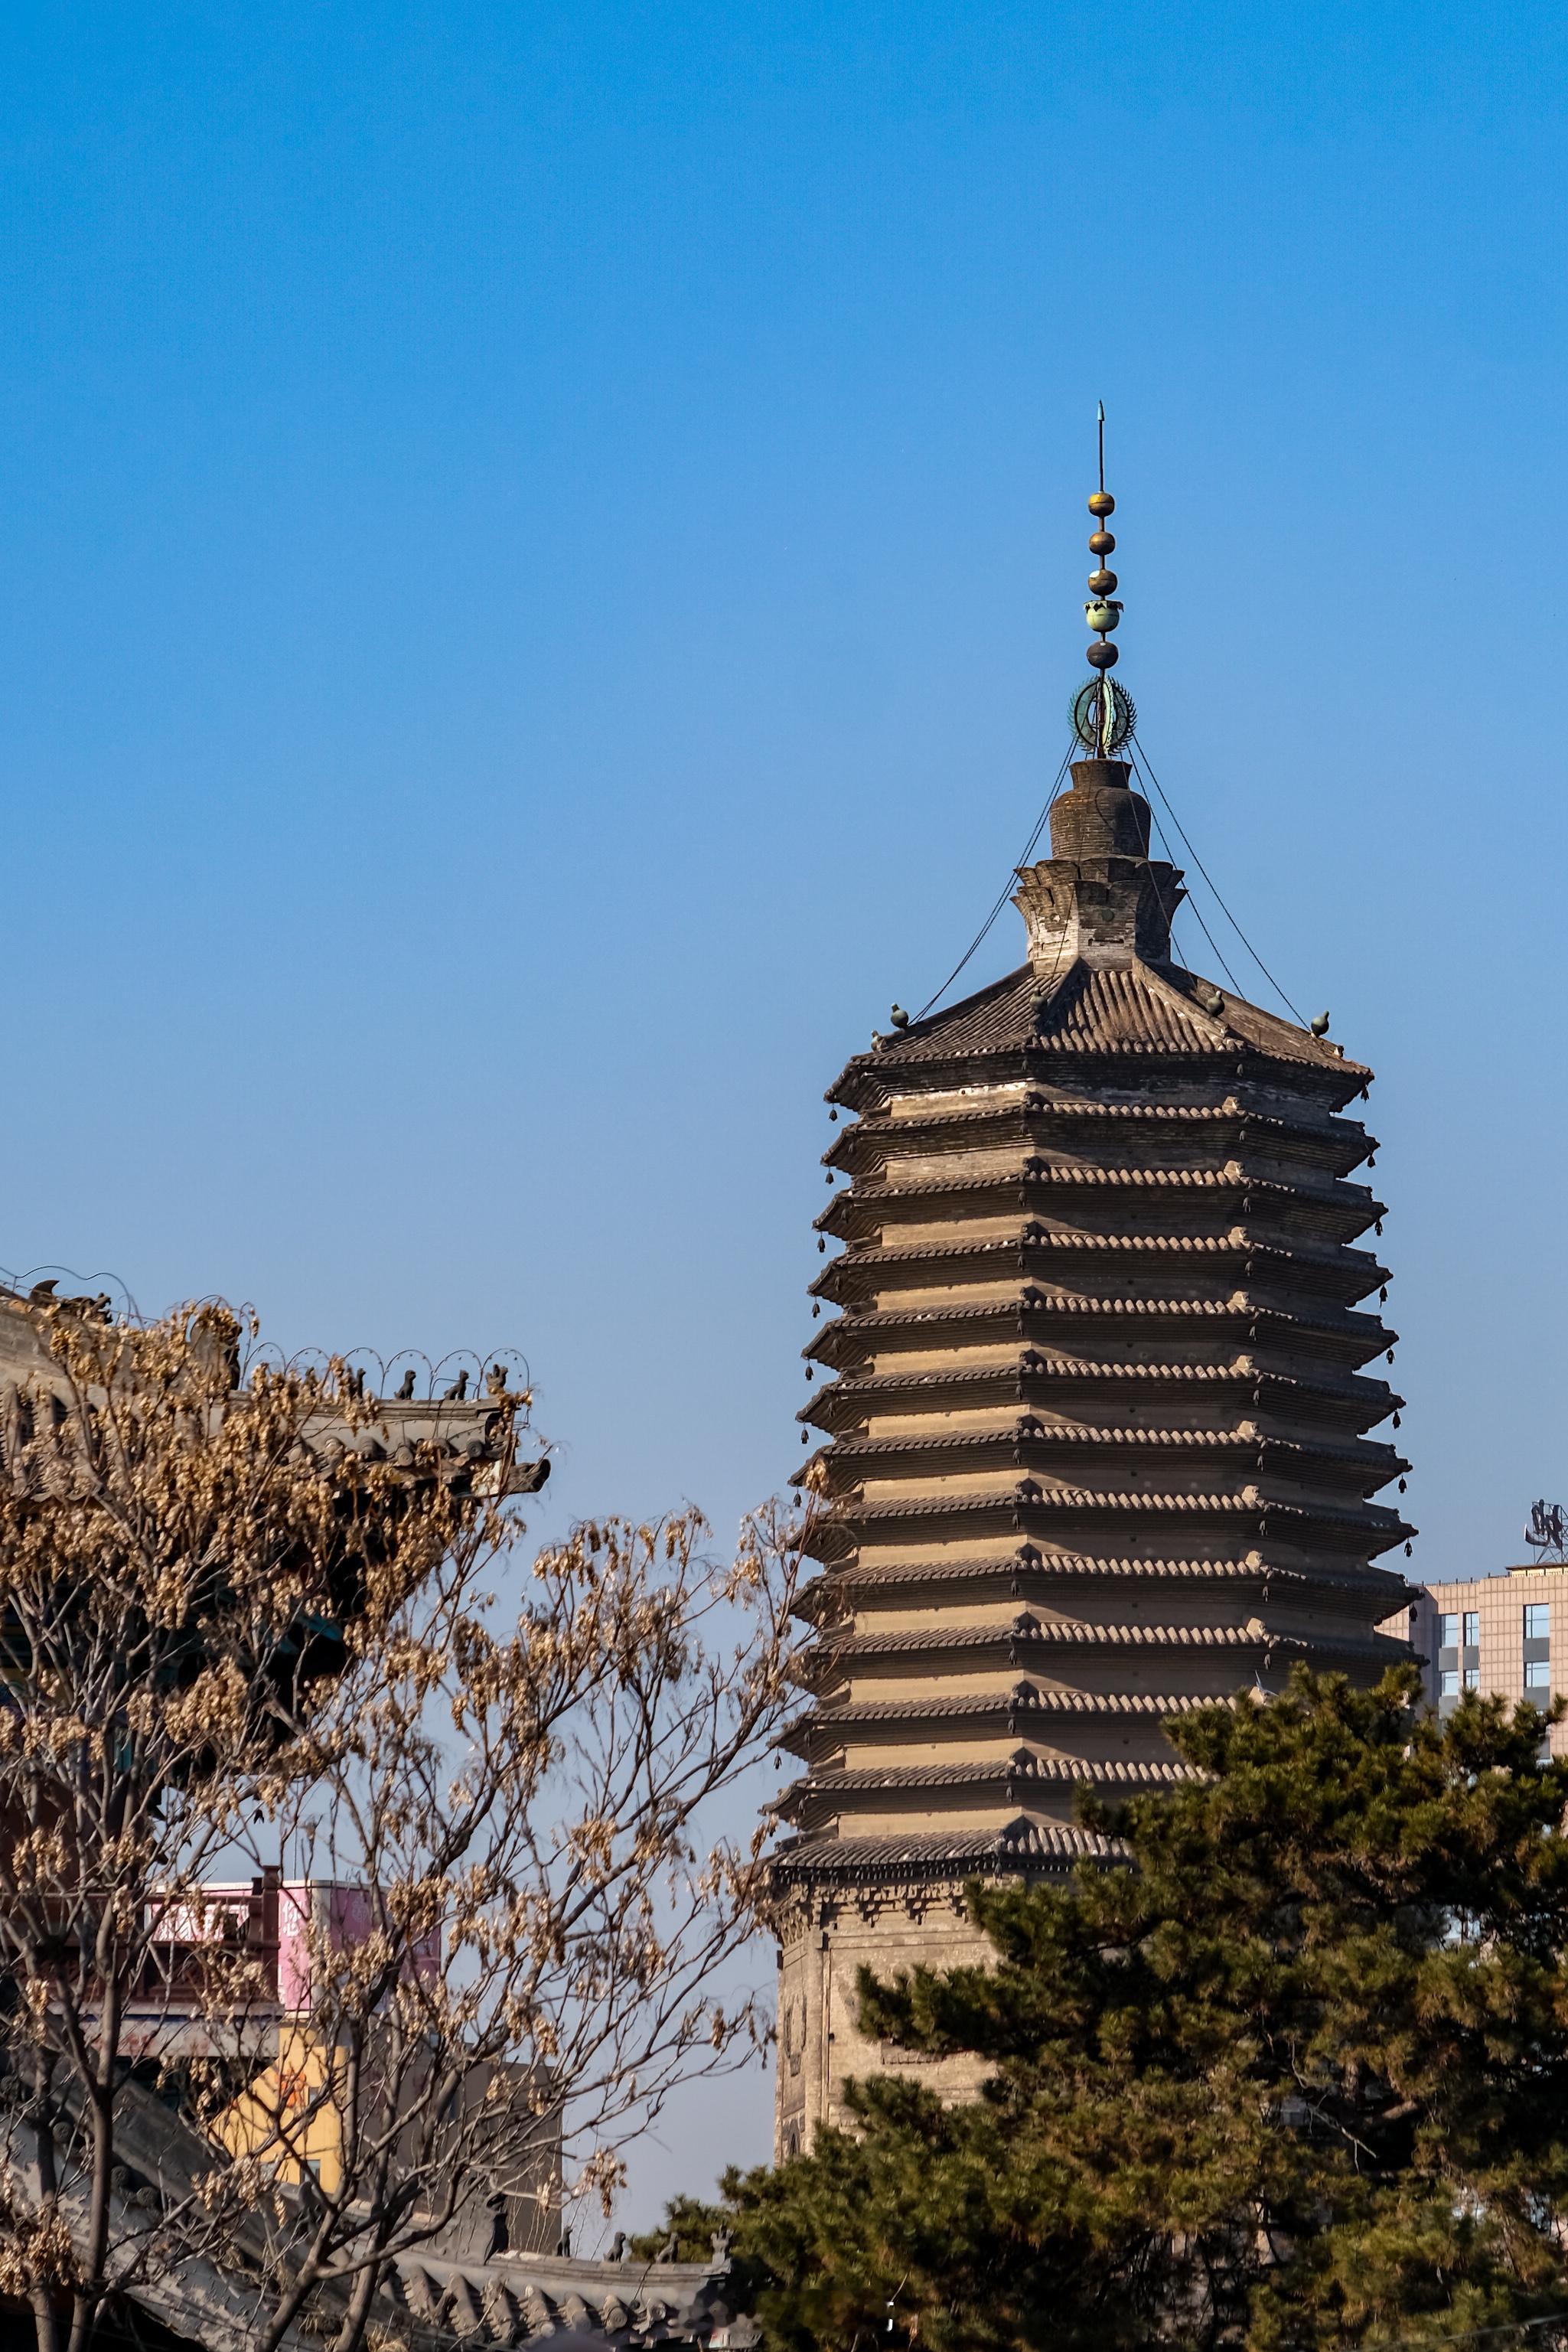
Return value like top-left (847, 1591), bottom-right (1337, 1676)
top-left (0, 1293), bottom-right (801, 2352)
top-left (235, 1501), bottom-right (803, 2352)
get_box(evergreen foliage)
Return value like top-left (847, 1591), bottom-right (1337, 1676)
top-left (704, 1669), bottom-right (1568, 2350)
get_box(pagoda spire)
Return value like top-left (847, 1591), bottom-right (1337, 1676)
top-left (1011, 416), bottom-right (1184, 970)
top-left (1084, 400), bottom-right (1123, 752)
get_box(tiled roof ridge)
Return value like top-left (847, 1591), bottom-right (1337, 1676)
top-left (860, 962), bottom-right (1030, 1055)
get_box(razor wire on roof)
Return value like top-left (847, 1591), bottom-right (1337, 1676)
top-left (0, 1267), bottom-right (535, 1412)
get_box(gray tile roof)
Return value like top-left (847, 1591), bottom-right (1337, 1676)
top-left (771, 1818), bottom-right (1121, 1881)
top-left (832, 957), bottom-right (1364, 1091)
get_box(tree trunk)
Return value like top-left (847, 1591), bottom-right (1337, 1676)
top-left (331, 2237), bottom-right (390, 2352)
top-left (65, 1974), bottom-right (122, 2352)
top-left (28, 2050), bottom-right (60, 2352)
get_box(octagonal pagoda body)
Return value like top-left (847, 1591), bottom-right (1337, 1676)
top-left (772, 756), bottom-right (1413, 2157)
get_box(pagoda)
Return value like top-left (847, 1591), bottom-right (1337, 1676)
top-left (771, 433), bottom-right (1413, 2156)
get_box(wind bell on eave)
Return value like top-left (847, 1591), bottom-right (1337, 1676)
top-left (1075, 401), bottom-right (1137, 761)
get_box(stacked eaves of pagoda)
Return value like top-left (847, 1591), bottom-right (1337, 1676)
top-left (773, 462), bottom-right (1413, 1905)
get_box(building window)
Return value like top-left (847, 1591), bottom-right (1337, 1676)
top-left (1463, 1610), bottom-right (1480, 1648)
top-left (1439, 1613), bottom-right (1459, 1649)
top-left (1525, 1659), bottom-right (1551, 1690)
top-left (1524, 1604), bottom-right (1550, 1642)
top-left (1439, 1669), bottom-right (1459, 1698)
top-left (1464, 1665), bottom-right (1480, 1690)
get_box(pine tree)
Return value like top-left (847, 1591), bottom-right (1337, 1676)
top-left (708, 1668), bottom-right (1568, 2352)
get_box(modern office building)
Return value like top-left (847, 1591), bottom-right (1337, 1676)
top-left (1408, 1568), bottom-right (1568, 1753)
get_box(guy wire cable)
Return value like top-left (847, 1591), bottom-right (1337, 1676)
top-left (913, 742), bottom-right (1076, 1022)
top-left (1145, 801), bottom-right (1245, 997)
top-left (1129, 738), bottom-right (1309, 1027)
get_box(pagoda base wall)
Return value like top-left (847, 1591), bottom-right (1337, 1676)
top-left (774, 1877), bottom-right (1023, 2159)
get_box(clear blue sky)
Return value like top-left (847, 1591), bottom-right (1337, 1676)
top-left (4, 0), bottom-right (1566, 2221)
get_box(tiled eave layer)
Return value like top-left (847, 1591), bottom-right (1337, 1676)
top-left (777, 1755), bottom-right (1202, 1825)
top-left (816, 1164), bottom-right (1383, 1246)
top-left (771, 1819), bottom-right (1121, 1886)
top-left (793, 1616), bottom-right (1410, 1688)
top-left (801, 1486), bottom-right (1413, 1560)
top-left (787, 1684), bottom-right (1218, 1742)
top-left (784, 1753), bottom-right (1201, 1797)
top-left (831, 1023), bottom-right (1364, 1092)
top-left (805, 1294), bottom-right (1394, 1373)
top-left (825, 1094), bottom-right (1374, 1179)
top-left (792, 1548), bottom-right (1410, 1623)
top-left (804, 1419), bottom-right (1407, 1483)
top-left (802, 1356), bottom-right (1403, 1434)
top-left (830, 1043), bottom-right (1364, 1123)
top-left (811, 1230), bottom-right (1390, 1310)
top-left (800, 1753), bottom-right (1199, 1789)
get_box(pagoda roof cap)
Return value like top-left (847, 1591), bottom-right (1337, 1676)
top-left (833, 956), bottom-right (1366, 1107)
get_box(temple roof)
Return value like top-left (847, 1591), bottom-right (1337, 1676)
top-left (0, 1289), bottom-right (548, 1496)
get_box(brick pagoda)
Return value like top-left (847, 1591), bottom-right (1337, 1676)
top-left (771, 456), bottom-right (1413, 2155)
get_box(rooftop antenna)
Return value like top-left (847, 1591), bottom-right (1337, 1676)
top-left (1525, 1499), bottom-right (1568, 1564)
top-left (1072, 402), bottom-right (1135, 759)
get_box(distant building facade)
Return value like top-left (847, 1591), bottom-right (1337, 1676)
top-left (1407, 1567), bottom-right (1568, 1754)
